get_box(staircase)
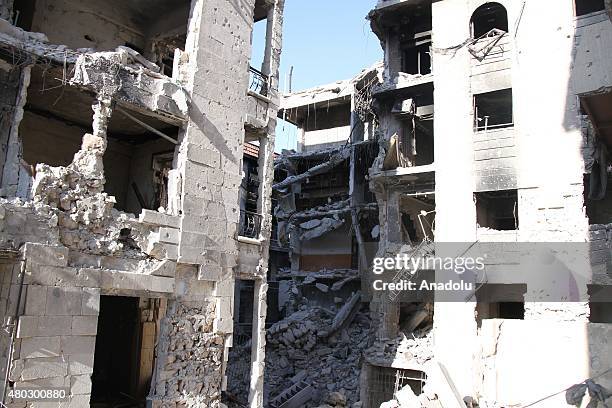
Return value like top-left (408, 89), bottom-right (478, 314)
top-left (388, 239), bottom-right (435, 302)
top-left (269, 381), bottom-right (314, 408)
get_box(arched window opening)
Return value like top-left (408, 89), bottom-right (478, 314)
top-left (471, 2), bottom-right (508, 38)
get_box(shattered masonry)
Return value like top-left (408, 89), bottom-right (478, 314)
top-left (0, 0), bottom-right (284, 407)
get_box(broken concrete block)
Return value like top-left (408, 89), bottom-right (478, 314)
top-left (315, 283), bottom-right (329, 293)
top-left (139, 209), bottom-right (180, 228)
top-left (300, 219), bottom-right (322, 229)
top-left (149, 259), bottom-right (177, 278)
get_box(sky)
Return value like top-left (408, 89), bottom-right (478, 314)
top-left (251, 0), bottom-right (383, 152)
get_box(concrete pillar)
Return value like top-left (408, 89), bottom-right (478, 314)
top-left (431, 0), bottom-right (479, 398)
top-left (1, 65), bottom-right (31, 198)
top-left (248, 279), bottom-right (268, 408)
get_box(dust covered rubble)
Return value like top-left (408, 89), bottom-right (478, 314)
top-left (264, 306), bottom-right (374, 407)
top-left (365, 329), bottom-right (434, 367)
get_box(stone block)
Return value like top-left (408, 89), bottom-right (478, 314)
top-left (46, 287), bottom-right (82, 316)
top-left (16, 316), bottom-right (38, 338)
top-left (187, 144), bottom-right (221, 168)
top-left (70, 374), bottom-right (92, 395)
top-left (21, 357), bottom-right (68, 380)
top-left (158, 227), bottom-right (180, 244)
top-left (71, 316), bottom-right (98, 336)
top-left (197, 264), bottom-right (222, 281)
top-left (24, 243), bottom-right (68, 267)
top-left (15, 375), bottom-right (68, 389)
top-left (61, 336), bottom-right (95, 357)
top-left (81, 287), bottom-right (100, 316)
top-left (100, 270), bottom-right (138, 291)
top-left (24, 285), bottom-right (47, 315)
top-left (38, 316), bottom-right (73, 337)
top-left (19, 336), bottom-right (61, 359)
top-left (139, 209), bottom-right (180, 228)
top-left (68, 353), bottom-right (94, 375)
top-left (150, 276), bottom-right (175, 293)
top-left (149, 259), bottom-right (176, 278)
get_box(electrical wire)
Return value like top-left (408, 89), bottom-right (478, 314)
top-left (521, 368), bottom-right (612, 408)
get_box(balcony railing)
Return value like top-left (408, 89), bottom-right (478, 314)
top-left (249, 66), bottom-right (269, 97)
top-left (239, 209), bottom-right (262, 239)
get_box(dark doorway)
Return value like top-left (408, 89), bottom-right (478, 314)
top-left (91, 296), bottom-right (142, 408)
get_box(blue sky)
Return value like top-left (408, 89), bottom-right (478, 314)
top-left (251, 0), bottom-right (383, 152)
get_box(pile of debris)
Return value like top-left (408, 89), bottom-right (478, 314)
top-left (365, 330), bottom-right (434, 368)
top-left (264, 304), bottom-right (374, 407)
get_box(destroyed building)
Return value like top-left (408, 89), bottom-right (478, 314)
top-left (265, 0), bottom-right (612, 407)
top-left (265, 66), bottom-right (382, 407)
top-left (366, 0), bottom-right (612, 406)
top-left (0, 0), bottom-right (284, 406)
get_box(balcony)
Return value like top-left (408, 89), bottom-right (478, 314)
top-left (238, 209), bottom-right (262, 240)
top-left (246, 66), bottom-right (271, 130)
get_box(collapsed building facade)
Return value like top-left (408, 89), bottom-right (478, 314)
top-left (268, 0), bottom-right (612, 407)
top-left (0, 0), bottom-right (284, 407)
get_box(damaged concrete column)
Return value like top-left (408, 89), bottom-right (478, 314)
top-left (249, 1), bottom-right (284, 407)
top-left (0, 64), bottom-right (31, 199)
top-left (248, 279), bottom-right (268, 408)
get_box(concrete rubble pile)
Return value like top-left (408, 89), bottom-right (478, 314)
top-left (365, 330), bottom-right (434, 367)
top-left (264, 306), bottom-right (374, 407)
top-left (151, 302), bottom-right (225, 407)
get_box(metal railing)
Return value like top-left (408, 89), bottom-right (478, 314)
top-left (238, 210), bottom-right (262, 239)
top-left (249, 66), bottom-right (269, 97)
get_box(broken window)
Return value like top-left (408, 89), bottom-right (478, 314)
top-left (239, 147), bottom-right (262, 239)
top-left (401, 36), bottom-right (432, 75)
top-left (471, 2), bottom-right (508, 38)
top-left (476, 284), bottom-right (526, 324)
top-left (224, 280), bottom-right (256, 405)
top-left (249, 3), bottom-right (271, 96)
top-left (575, 0), bottom-right (605, 16)
top-left (474, 88), bottom-right (513, 131)
top-left (475, 189), bottom-right (518, 230)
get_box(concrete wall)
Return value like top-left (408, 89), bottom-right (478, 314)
top-left (478, 319), bottom-right (612, 407)
top-left (30, 0), bottom-right (146, 50)
top-left (428, 0), bottom-right (612, 402)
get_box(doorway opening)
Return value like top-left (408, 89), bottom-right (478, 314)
top-left (91, 296), bottom-right (161, 407)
